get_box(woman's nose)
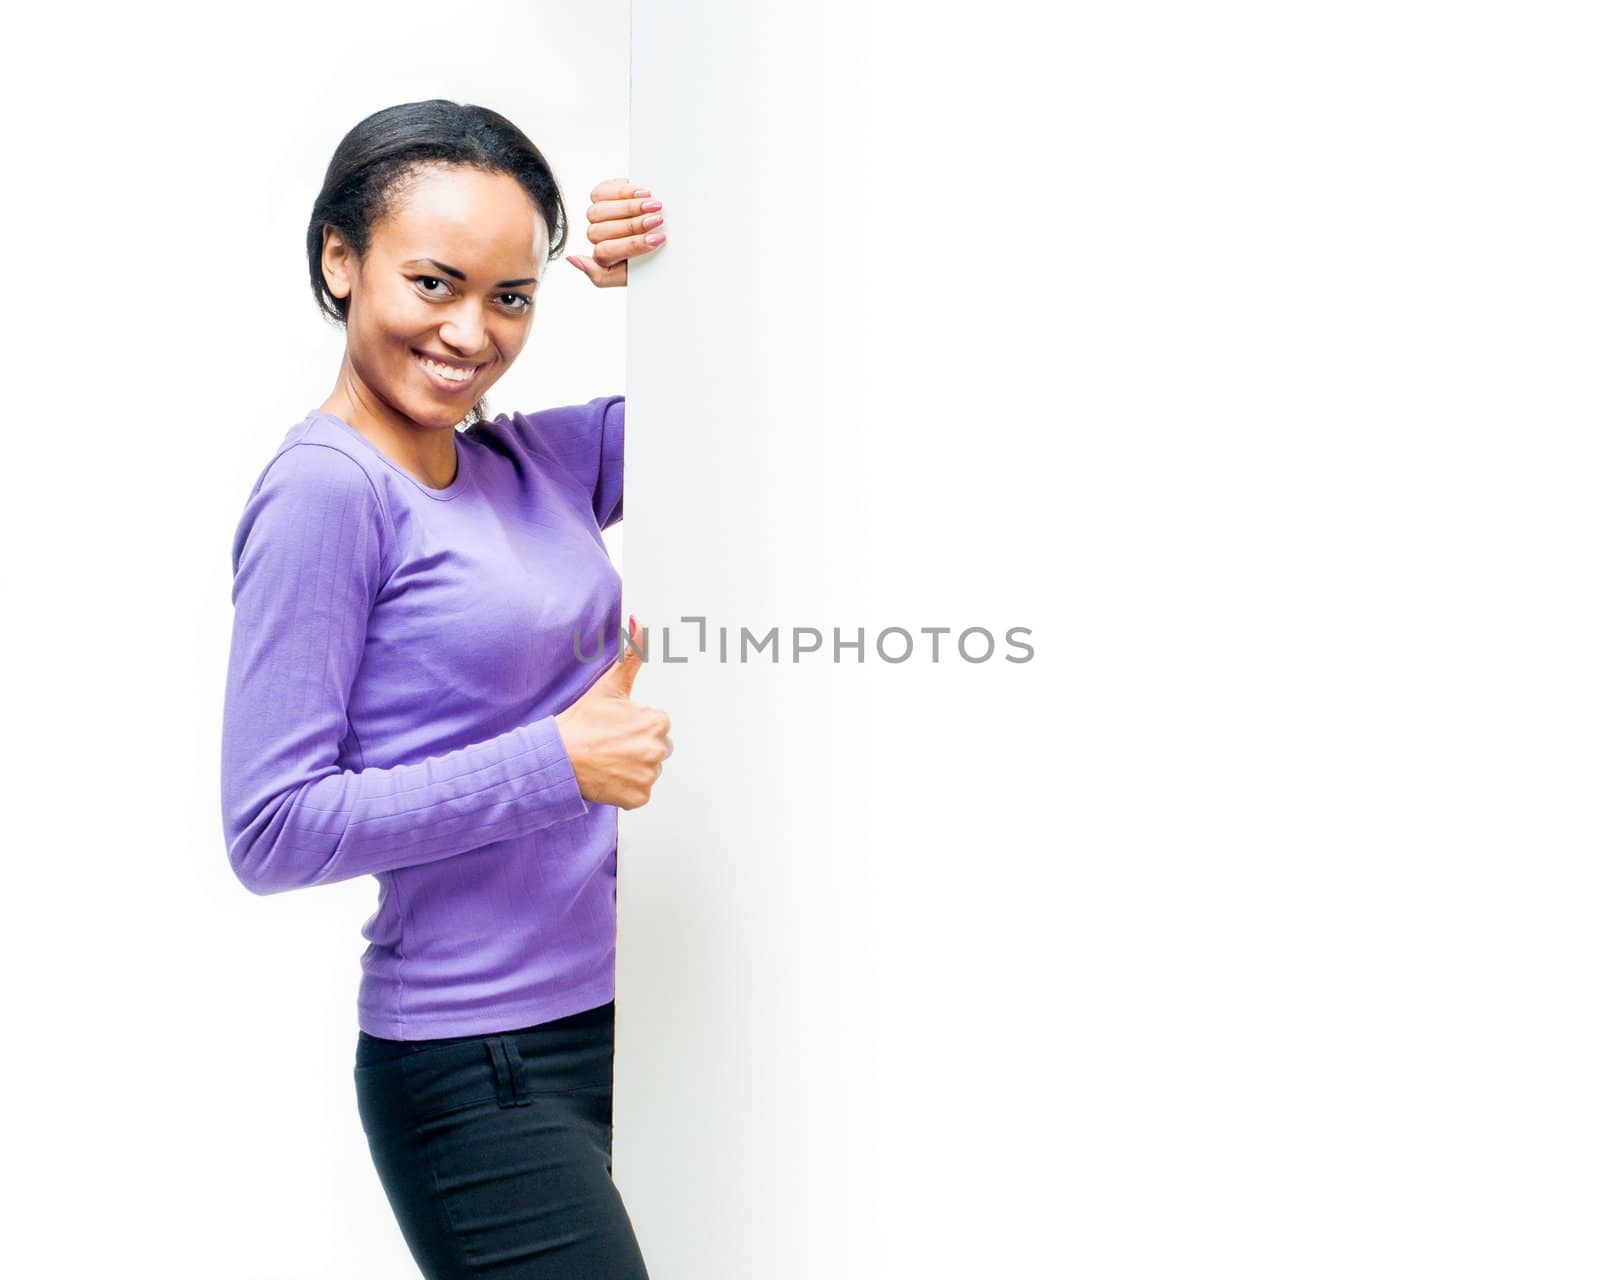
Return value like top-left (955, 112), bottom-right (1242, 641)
top-left (438, 307), bottom-right (486, 353)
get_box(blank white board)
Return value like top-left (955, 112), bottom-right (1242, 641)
top-left (616, 3), bottom-right (1600, 1277)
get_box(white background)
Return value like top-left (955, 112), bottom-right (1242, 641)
top-left (5, 2), bottom-right (1599, 1277)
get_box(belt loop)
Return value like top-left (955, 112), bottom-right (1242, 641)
top-left (486, 1035), bottom-right (529, 1108)
top-left (503, 1036), bottom-right (527, 1106)
top-left (486, 1037), bottom-right (514, 1107)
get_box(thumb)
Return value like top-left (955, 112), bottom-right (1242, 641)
top-left (566, 254), bottom-right (602, 284)
top-left (605, 615), bottom-right (644, 698)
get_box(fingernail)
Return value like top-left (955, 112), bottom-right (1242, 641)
top-left (640, 199), bottom-right (662, 212)
top-left (645, 232), bottom-right (666, 246)
top-left (632, 188), bottom-right (652, 197)
top-left (642, 214), bottom-right (663, 229)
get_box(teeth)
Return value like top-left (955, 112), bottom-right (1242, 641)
top-left (419, 354), bottom-right (476, 382)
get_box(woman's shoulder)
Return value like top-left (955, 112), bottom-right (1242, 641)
top-left (467, 395), bottom-right (623, 478)
top-left (231, 415), bottom-right (397, 570)
top-left (249, 414), bottom-right (391, 509)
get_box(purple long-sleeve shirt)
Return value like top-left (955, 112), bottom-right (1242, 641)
top-left (220, 397), bottom-right (625, 1038)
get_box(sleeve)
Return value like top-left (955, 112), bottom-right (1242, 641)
top-left (502, 395), bottom-right (624, 530)
top-left (219, 442), bottom-right (590, 896)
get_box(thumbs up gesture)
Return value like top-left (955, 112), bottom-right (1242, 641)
top-left (554, 615), bottom-right (673, 810)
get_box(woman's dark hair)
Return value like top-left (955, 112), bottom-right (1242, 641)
top-left (306, 99), bottom-right (568, 428)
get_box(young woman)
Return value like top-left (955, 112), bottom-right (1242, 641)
top-left (219, 99), bottom-right (671, 1278)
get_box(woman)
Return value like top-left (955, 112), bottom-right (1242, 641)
top-left (219, 99), bottom-right (671, 1278)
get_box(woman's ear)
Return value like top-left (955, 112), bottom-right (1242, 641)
top-left (321, 224), bottom-right (354, 301)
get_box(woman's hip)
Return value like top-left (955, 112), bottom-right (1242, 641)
top-left (352, 1001), bottom-right (648, 1277)
top-left (354, 1001), bottom-right (618, 1127)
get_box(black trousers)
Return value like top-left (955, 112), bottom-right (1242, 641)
top-left (353, 1000), bottom-right (651, 1278)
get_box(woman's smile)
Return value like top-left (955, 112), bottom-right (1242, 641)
top-left (412, 347), bottom-right (488, 393)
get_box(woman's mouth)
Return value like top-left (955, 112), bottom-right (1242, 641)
top-left (412, 349), bottom-right (485, 393)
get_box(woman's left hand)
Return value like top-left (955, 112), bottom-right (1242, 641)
top-left (567, 178), bottom-right (667, 288)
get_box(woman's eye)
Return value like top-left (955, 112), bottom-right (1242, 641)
top-left (413, 277), bottom-right (528, 311)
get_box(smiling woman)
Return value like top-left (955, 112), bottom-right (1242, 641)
top-left (219, 98), bottom-right (671, 1279)
top-left (314, 153), bottom-right (556, 487)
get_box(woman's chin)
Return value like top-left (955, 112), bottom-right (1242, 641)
top-left (398, 392), bottom-right (469, 430)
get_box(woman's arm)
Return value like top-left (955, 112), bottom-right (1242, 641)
top-left (492, 176), bottom-right (660, 529)
top-left (219, 442), bottom-right (589, 896)
top-left (496, 395), bottom-right (625, 531)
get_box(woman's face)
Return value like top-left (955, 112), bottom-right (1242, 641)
top-left (322, 163), bottom-right (549, 431)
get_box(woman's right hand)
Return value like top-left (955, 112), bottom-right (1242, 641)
top-left (553, 618), bottom-right (673, 810)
